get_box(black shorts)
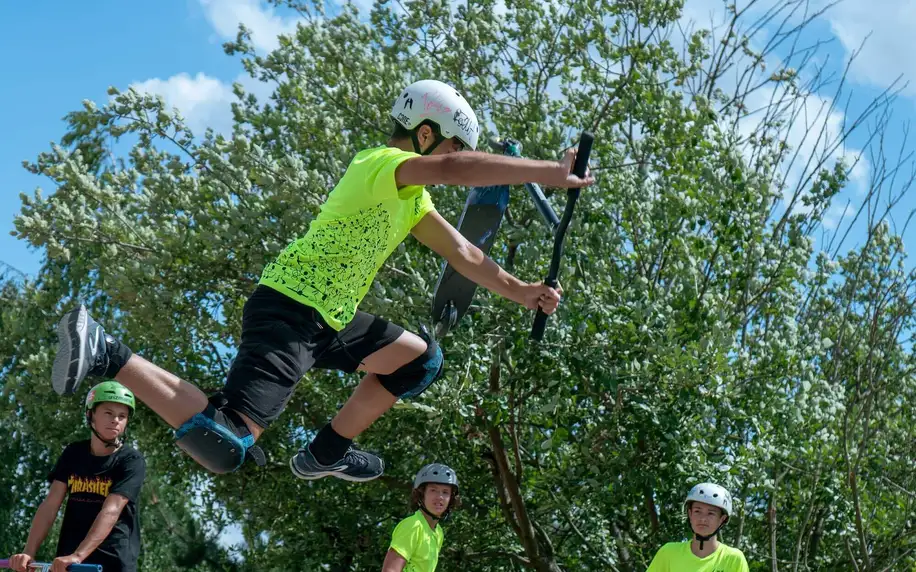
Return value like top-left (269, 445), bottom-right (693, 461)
top-left (221, 285), bottom-right (405, 427)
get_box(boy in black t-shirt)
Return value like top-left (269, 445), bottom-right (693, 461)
top-left (9, 381), bottom-right (146, 572)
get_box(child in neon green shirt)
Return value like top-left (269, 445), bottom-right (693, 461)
top-left (382, 463), bottom-right (459, 572)
top-left (647, 482), bottom-right (750, 572)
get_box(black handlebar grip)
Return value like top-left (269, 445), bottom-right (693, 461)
top-left (571, 132), bottom-right (594, 178)
top-left (531, 301), bottom-right (551, 340)
top-left (531, 131), bottom-right (594, 341)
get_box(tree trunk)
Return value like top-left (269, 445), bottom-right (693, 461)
top-left (482, 351), bottom-right (564, 572)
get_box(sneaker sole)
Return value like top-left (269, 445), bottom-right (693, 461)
top-left (288, 456), bottom-right (383, 483)
top-left (51, 306), bottom-right (89, 396)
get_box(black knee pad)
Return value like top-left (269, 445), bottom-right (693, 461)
top-left (377, 331), bottom-right (444, 399)
top-left (174, 396), bottom-right (266, 474)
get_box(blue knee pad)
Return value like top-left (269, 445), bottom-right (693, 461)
top-left (175, 402), bottom-right (265, 474)
top-left (378, 330), bottom-right (444, 399)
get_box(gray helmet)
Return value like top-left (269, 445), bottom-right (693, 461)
top-left (413, 463), bottom-right (459, 489)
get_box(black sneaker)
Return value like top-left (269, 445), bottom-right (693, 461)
top-left (290, 444), bottom-right (385, 482)
top-left (51, 305), bottom-right (112, 396)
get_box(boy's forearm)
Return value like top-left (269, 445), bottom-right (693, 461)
top-left (23, 502), bottom-right (57, 555)
top-left (73, 506), bottom-right (120, 560)
top-left (449, 244), bottom-right (526, 304)
top-left (438, 152), bottom-right (558, 187)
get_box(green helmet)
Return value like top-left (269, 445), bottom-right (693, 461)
top-left (85, 381), bottom-right (135, 414)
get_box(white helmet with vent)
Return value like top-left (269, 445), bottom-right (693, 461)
top-left (391, 79), bottom-right (480, 151)
top-left (685, 482), bottom-right (732, 516)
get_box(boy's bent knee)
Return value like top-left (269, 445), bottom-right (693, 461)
top-left (377, 332), bottom-right (444, 399)
top-left (174, 396), bottom-right (266, 474)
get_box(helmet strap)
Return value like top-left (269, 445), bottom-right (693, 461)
top-left (87, 410), bottom-right (124, 449)
top-left (690, 517), bottom-right (727, 551)
top-left (411, 123), bottom-right (446, 156)
top-left (419, 502), bottom-right (441, 521)
top-left (419, 499), bottom-right (452, 523)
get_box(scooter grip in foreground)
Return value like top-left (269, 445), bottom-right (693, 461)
top-left (0, 559), bottom-right (102, 571)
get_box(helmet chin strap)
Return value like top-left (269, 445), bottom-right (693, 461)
top-left (411, 125), bottom-right (446, 156)
top-left (691, 518), bottom-right (727, 550)
top-left (87, 411), bottom-right (124, 449)
top-left (419, 499), bottom-right (452, 523)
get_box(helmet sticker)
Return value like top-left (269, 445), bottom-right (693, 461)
top-left (421, 92), bottom-right (452, 115)
top-left (454, 109), bottom-right (478, 138)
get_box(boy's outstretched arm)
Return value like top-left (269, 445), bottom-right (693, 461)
top-left (411, 212), bottom-right (561, 314)
top-left (395, 148), bottom-right (593, 190)
top-left (10, 481), bottom-right (67, 571)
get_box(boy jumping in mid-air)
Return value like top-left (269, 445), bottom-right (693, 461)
top-left (50, 79), bottom-right (593, 481)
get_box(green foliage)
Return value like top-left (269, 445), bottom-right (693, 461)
top-left (1, 0), bottom-right (914, 570)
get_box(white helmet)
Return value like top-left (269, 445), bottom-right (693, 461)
top-left (391, 79), bottom-right (480, 151)
top-left (685, 482), bottom-right (732, 516)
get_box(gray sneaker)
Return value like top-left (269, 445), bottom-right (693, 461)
top-left (290, 445), bottom-right (385, 482)
top-left (52, 305), bottom-right (112, 396)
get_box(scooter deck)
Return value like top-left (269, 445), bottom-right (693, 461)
top-left (431, 184), bottom-right (510, 335)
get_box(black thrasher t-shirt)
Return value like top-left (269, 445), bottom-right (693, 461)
top-left (48, 440), bottom-right (146, 572)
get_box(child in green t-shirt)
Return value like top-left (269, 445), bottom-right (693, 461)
top-left (382, 463), bottom-right (459, 572)
top-left (647, 482), bottom-right (750, 572)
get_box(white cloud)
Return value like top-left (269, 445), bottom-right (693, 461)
top-left (198, 0), bottom-right (301, 53)
top-left (825, 0), bottom-right (916, 96)
top-left (131, 72), bottom-right (236, 134)
top-left (680, 0), bottom-right (732, 31)
top-left (130, 70), bottom-right (275, 135)
top-left (677, 0), bottom-right (869, 202)
top-left (129, 1), bottom-right (290, 135)
top-left (746, 87), bottom-right (869, 193)
top-left (681, 0), bottom-right (916, 98)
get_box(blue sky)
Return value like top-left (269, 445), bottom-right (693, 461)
top-left (0, 0), bottom-right (242, 276)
